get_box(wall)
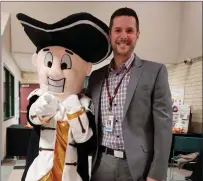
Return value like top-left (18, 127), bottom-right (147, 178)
top-left (1, 46), bottom-right (22, 160)
top-left (2, 1), bottom-right (182, 66)
top-left (179, 2), bottom-right (202, 61)
top-left (1, 12), bottom-right (10, 35)
top-left (1, 14), bottom-right (22, 160)
top-left (21, 72), bottom-right (38, 84)
top-left (2, 13), bottom-right (11, 53)
top-left (167, 57), bottom-right (202, 133)
top-left (0, 27), bottom-right (2, 165)
top-left (2, 2), bottom-right (202, 72)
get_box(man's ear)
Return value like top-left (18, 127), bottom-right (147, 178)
top-left (137, 31), bottom-right (140, 39)
top-left (32, 53), bottom-right (38, 67)
top-left (109, 31), bottom-right (111, 41)
top-left (86, 62), bottom-right (92, 75)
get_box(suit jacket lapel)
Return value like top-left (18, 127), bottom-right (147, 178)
top-left (123, 55), bottom-right (144, 118)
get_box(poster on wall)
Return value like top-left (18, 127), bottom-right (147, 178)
top-left (171, 88), bottom-right (190, 133)
top-left (171, 88), bottom-right (185, 106)
top-left (172, 104), bottom-right (191, 133)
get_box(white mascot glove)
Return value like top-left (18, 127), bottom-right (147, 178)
top-left (35, 92), bottom-right (59, 120)
top-left (80, 95), bottom-right (94, 115)
top-left (63, 94), bottom-right (82, 114)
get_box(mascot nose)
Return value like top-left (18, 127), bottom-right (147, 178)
top-left (49, 67), bottom-right (63, 79)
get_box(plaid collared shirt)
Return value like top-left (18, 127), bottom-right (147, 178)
top-left (100, 54), bottom-right (135, 150)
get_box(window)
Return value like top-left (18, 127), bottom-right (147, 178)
top-left (3, 67), bottom-right (15, 120)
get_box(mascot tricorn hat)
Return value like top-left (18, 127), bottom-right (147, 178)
top-left (16, 12), bottom-right (112, 64)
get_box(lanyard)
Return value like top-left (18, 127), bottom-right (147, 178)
top-left (105, 62), bottom-right (133, 112)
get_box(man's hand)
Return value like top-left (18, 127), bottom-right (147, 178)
top-left (146, 177), bottom-right (158, 181)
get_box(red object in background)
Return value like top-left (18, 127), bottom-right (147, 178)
top-left (20, 84), bottom-right (39, 125)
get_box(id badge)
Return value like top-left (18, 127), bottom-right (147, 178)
top-left (104, 114), bottom-right (114, 132)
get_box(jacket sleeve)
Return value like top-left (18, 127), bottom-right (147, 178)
top-left (81, 73), bottom-right (97, 153)
top-left (26, 95), bottom-right (40, 127)
top-left (22, 95), bottom-right (41, 181)
top-left (76, 111), bottom-right (97, 153)
top-left (148, 64), bottom-right (173, 181)
top-left (76, 106), bottom-right (97, 181)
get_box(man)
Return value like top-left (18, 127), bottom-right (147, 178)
top-left (87, 7), bottom-right (173, 181)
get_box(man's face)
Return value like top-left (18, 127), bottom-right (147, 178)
top-left (33, 46), bottom-right (91, 97)
top-left (109, 16), bottom-right (139, 56)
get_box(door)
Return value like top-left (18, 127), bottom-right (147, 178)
top-left (18, 81), bottom-right (21, 124)
top-left (20, 84), bottom-right (40, 125)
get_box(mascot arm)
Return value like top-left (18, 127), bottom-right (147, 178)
top-left (28, 92), bottom-right (59, 126)
top-left (78, 96), bottom-right (96, 153)
top-left (26, 95), bottom-right (40, 127)
top-left (62, 94), bottom-right (93, 143)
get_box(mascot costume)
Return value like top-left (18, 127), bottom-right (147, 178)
top-left (16, 12), bottom-right (111, 181)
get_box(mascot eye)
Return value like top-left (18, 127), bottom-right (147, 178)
top-left (44, 52), bottom-right (53, 68)
top-left (61, 54), bottom-right (72, 70)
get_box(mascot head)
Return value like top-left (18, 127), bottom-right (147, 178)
top-left (17, 13), bottom-right (111, 99)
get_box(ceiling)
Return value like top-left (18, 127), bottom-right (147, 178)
top-left (1, 1), bottom-right (202, 73)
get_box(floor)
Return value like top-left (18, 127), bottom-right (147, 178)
top-left (1, 158), bottom-right (26, 181)
top-left (1, 158), bottom-right (192, 181)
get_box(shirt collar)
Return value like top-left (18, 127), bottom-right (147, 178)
top-left (109, 53), bottom-right (135, 74)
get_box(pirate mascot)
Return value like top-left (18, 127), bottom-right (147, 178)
top-left (16, 12), bottom-right (111, 181)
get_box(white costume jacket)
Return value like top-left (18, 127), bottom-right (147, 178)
top-left (22, 89), bottom-right (96, 181)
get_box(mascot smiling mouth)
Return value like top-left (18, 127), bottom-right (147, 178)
top-left (47, 77), bottom-right (65, 93)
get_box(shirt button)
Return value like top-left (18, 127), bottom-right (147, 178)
top-left (115, 120), bottom-right (118, 123)
top-left (114, 103), bottom-right (117, 106)
top-left (117, 135), bottom-right (120, 138)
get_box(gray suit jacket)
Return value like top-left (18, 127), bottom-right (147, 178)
top-left (86, 55), bottom-right (173, 181)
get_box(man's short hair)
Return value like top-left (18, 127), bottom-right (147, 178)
top-left (109, 7), bottom-right (139, 32)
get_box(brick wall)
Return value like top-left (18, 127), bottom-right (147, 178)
top-left (167, 57), bottom-right (202, 133)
